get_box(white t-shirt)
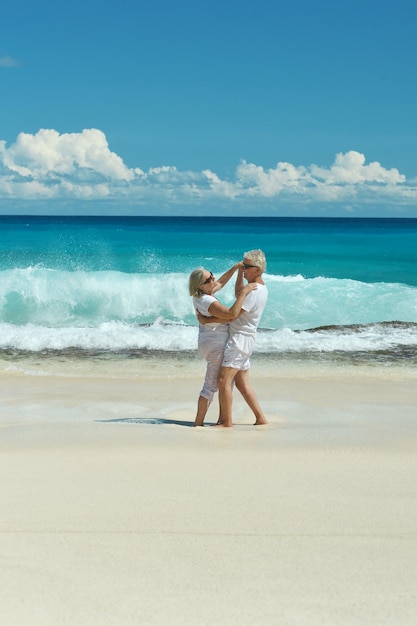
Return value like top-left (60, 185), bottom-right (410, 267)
top-left (193, 294), bottom-right (229, 342)
top-left (228, 284), bottom-right (268, 354)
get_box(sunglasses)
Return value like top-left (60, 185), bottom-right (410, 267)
top-left (242, 263), bottom-right (257, 269)
top-left (201, 272), bottom-right (214, 285)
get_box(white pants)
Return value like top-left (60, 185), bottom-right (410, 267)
top-left (198, 335), bottom-right (228, 402)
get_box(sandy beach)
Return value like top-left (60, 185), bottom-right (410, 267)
top-left (1, 360), bottom-right (417, 625)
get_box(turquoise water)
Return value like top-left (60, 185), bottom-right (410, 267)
top-left (2, 216), bottom-right (417, 283)
top-left (1, 215), bottom-right (417, 363)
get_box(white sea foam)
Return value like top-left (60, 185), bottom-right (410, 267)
top-left (1, 267), bottom-right (417, 355)
top-left (1, 319), bottom-right (417, 356)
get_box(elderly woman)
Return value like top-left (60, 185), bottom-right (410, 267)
top-left (189, 264), bottom-right (256, 426)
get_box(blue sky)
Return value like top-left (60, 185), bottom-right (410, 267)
top-left (1, 0), bottom-right (416, 216)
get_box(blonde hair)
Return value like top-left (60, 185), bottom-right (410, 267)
top-left (188, 267), bottom-right (206, 297)
top-left (244, 249), bottom-right (266, 272)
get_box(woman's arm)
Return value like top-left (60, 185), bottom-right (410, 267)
top-left (204, 283), bottom-right (257, 322)
top-left (234, 264), bottom-right (245, 296)
top-left (212, 262), bottom-right (241, 294)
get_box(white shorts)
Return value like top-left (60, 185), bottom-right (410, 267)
top-left (222, 343), bottom-right (250, 371)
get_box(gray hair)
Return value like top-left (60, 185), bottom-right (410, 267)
top-left (244, 249), bottom-right (266, 272)
top-left (188, 267), bottom-right (206, 297)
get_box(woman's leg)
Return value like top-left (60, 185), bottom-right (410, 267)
top-left (194, 395), bottom-right (210, 427)
top-left (195, 341), bottom-right (226, 426)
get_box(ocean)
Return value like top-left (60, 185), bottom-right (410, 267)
top-left (1, 215), bottom-right (417, 372)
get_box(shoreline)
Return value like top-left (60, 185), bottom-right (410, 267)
top-left (1, 362), bottom-right (417, 625)
top-left (2, 349), bottom-right (417, 378)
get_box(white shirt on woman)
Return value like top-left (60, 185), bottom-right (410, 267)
top-left (193, 294), bottom-right (229, 344)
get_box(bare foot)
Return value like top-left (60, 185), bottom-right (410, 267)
top-left (254, 418), bottom-right (269, 425)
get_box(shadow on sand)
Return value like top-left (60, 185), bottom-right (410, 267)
top-left (95, 417), bottom-right (194, 427)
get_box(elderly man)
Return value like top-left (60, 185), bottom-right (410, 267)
top-left (217, 249), bottom-right (268, 427)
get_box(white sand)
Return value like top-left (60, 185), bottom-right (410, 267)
top-left (1, 364), bottom-right (417, 625)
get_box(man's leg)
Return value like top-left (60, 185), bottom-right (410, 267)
top-left (235, 369), bottom-right (268, 425)
top-left (217, 366), bottom-right (239, 427)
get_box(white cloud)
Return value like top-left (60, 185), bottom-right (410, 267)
top-left (0, 55), bottom-right (21, 67)
top-left (0, 129), bottom-right (133, 181)
top-left (236, 161), bottom-right (310, 196)
top-left (202, 170), bottom-right (238, 198)
top-left (310, 151), bottom-right (405, 185)
top-left (0, 128), bottom-right (415, 213)
top-left (235, 152), bottom-right (405, 196)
